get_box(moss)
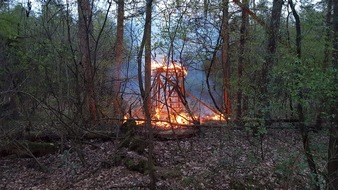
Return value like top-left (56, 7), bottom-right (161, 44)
top-left (0, 141), bottom-right (58, 157)
top-left (229, 177), bottom-right (268, 190)
top-left (129, 137), bottom-right (146, 154)
top-left (111, 152), bottom-right (125, 166)
top-left (120, 119), bottom-right (137, 134)
top-left (181, 176), bottom-right (195, 187)
top-left (158, 167), bottom-right (182, 180)
top-left (119, 134), bottom-right (147, 155)
top-left (124, 158), bottom-right (149, 174)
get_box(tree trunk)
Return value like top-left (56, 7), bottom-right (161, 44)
top-left (289, 1), bottom-right (320, 188)
top-left (145, 0), bottom-right (155, 188)
top-left (78, 0), bottom-right (97, 123)
top-left (137, 0), bottom-right (156, 189)
top-left (221, 0), bottom-right (231, 118)
top-left (324, 0), bottom-right (333, 67)
top-left (328, 127), bottom-right (338, 189)
top-left (237, 0), bottom-right (249, 120)
top-left (328, 0), bottom-right (338, 189)
top-left (260, 0), bottom-right (283, 120)
top-left (112, 0), bottom-right (125, 122)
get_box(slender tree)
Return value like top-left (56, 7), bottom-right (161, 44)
top-left (260, 0), bottom-right (283, 120)
top-left (78, 0), bottom-right (97, 123)
top-left (328, 0), bottom-right (338, 188)
top-left (324, 0), bottom-right (333, 67)
top-left (289, 0), bottom-right (320, 189)
top-left (236, 0), bottom-right (249, 120)
top-left (221, 0), bottom-right (231, 118)
top-left (137, 0), bottom-right (156, 188)
top-left (112, 0), bottom-right (125, 122)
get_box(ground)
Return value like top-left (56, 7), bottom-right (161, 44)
top-left (0, 127), bottom-right (328, 189)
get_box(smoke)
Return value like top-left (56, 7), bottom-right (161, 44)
top-left (117, 53), bottom-right (223, 118)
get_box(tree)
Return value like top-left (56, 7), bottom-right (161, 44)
top-left (323, 0), bottom-right (333, 67)
top-left (260, 0), bottom-right (283, 120)
top-left (236, 0), bottom-right (249, 120)
top-left (327, 0), bottom-right (338, 188)
top-left (78, 0), bottom-right (97, 123)
top-left (112, 0), bottom-right (125, 122)
top-left (288, 0), bottom-right (320, 188)
top-left (222, 0), bottom-right (231, 118)
top-left (137, 0), bottom-right (156, 188)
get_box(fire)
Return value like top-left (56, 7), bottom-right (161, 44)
top-left (151, 58), bottom-right (187, 76)
top-left (151, 111), bottom-right (191, 129)
top-left (175, 112), bottom-right (190, 125)
top-left (200, 113), bottom-right (230, 124)
top-left (121, 56), bottom-right (231, 129)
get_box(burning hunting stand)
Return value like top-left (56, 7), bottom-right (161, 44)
top-left (151, 60), bottom-right (189, 125)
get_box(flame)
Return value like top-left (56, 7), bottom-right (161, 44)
top-left (150, 111), bottom-right (191, 129)
top-left (123, 111), bottom-right (230, 128)
top-left (175, 112), bottom-right (190, 125)
top-left (155, 108), bottom-right (161, 120)
top-left (151, 59), bottom-right (187, 76)
top-left (200, 113), bottom-right (230, 124)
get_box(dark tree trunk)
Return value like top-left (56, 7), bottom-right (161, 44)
top-left (328, 127), bottom-right (338, 189)
top-left (112, 0), bottom-right (125, 122)
top-left (324, 0), bottom-right (333, 67)
top-left (221, 0), bottom-right (231, 117)
top-left (78, 0), bottom-right (97, 123)
top-left (260, 0), bottom-right (283, 119)
top-left (137, 0), bottom-right (156, 189)
top-left (328, 0), bottom-right (338, 189)
top-left (289, 1), bottom-right (320, 188)
top-left (237, 0), bottom-right (249, 120)
top-left (332, 0), bottom-right (338, 69)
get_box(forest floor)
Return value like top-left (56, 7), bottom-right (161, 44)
top-left (0, 127), bottom-right (328, 190)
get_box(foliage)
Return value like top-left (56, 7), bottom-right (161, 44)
top-left (0, 0), bottom-right (336, 188)
top-left (274, 52), bottom-right (337, 123)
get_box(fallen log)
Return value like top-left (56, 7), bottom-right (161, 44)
top-left (0, 140), bottom-right (58, 158)
top-left (153, 127), bottom-right (200, 140)
top-left (5, 130), bottom-right (116, 142)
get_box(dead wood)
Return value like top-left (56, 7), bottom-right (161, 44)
top-left (6, 130), bottom-right (116, 142)
top-left (153, 127), bottom-right (199, 140)
top-left (0, 140), bottom-right (58, 158)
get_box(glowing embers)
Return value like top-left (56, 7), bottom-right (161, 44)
top-left (200, 113), bottom-right (230, 125)
top-left (152, 110), bottom-right (191, 129)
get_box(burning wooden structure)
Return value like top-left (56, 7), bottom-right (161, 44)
top-left (150, 59), bottom-right (191, 128)
top-left (123, 57), bottom-right (228, 133)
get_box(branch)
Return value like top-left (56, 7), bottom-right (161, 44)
top-left (232, 0), bottom-right (269, 32)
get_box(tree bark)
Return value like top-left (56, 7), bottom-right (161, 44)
top-left (328, 0), bottom-right (338, 189)
top-left (78, 0), bottom-right (97, 123)
top-left (324, 0), bottom-right (333, 67)
top-left (232, 0), bottom-right (268, 31)
top-left (260, 0), bottom-right (283, 120)
top-left (288, 1), bottom-right (320, 189)
top-left (221, 0), bottom-right (231, 118)
top-left (112, 0), bottom-right (125, 122)
top-left (237, 0), bottom-right (249, 120)
top-left (137, 0), bottom-right (156, 189)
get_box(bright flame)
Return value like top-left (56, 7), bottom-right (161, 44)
top-left (155, 108), bottom-right (161, 120)
top-left (200, 113), bottom-right (230, 124)
top-left (149, 111), bottom-right (192, 129)
top-left (151, 59), bottom-right (187, 76)
top-left (175, 112), bottom-right (190, 125)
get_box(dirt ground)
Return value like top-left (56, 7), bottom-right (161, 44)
top-left (0, 127), bottom-right (328, 189)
